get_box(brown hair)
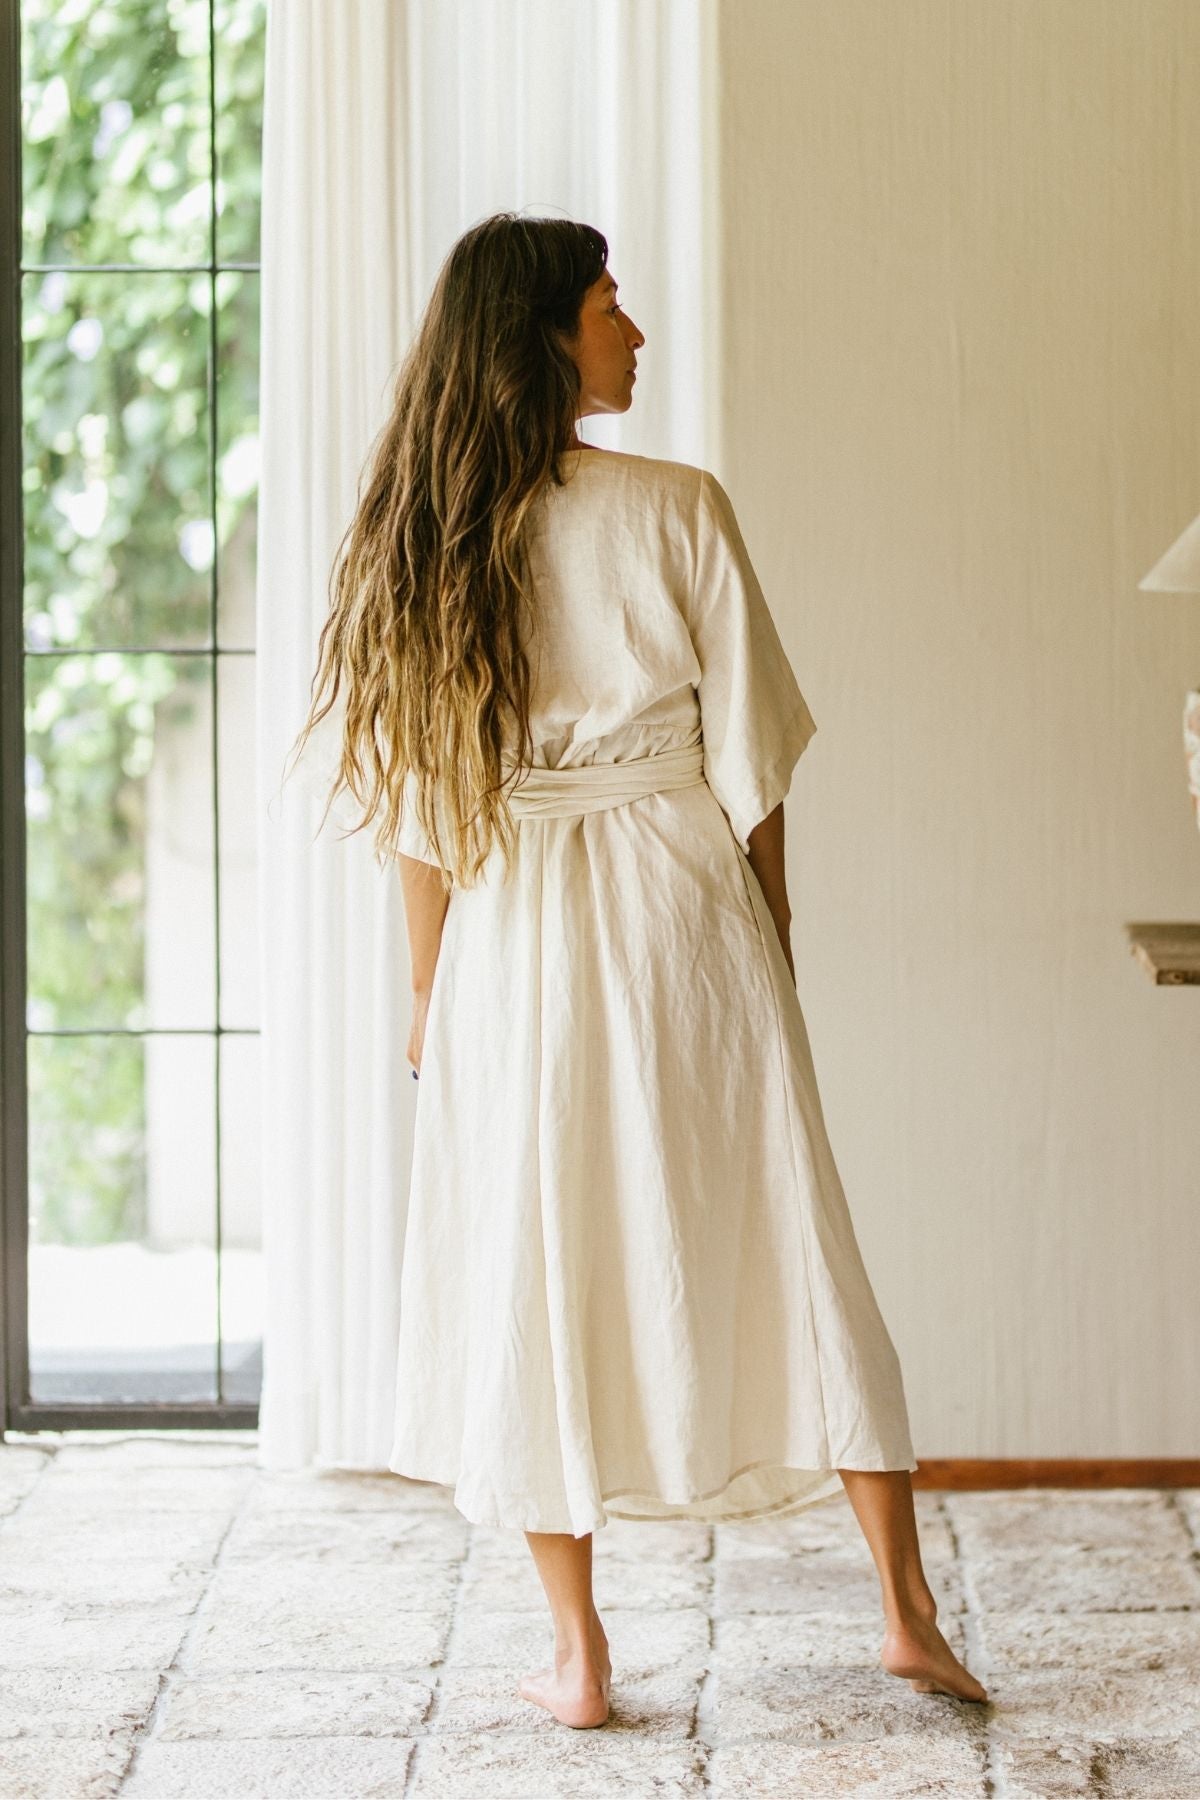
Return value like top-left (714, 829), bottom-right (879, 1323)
top-left (285, 211), bottom-right (609, 889)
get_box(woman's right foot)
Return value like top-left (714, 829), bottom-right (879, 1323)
top-left (880, 1609), bottom-right (988, 1703)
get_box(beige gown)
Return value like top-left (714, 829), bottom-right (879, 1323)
top-left (387, 445), bottom-right (917, 1536)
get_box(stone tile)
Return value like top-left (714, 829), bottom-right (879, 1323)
top-left (715, 1514), bottom-right (858, 1559)
top-left (708, 1735), bottom-right (987, 1796)
top-left (454, 1523), bottom-right (530, 1563)
top-left (431, 1663), bottom-right (699, 1740)
top-left (462, 1514), bottom-right (711, 1565)
top-left (221, 1506), bottom-right (470, 1567)
top-left (0, 1555), bottom-right (209, 1613)
top-left (992, 1739), bottom-right (1100, 1797)
top-left (714, 1610), bottom-right (903, 1671)
top-left (51, 1435), bottom-right (257, 1472)
top-left (715, 1550), bottom-right (878, 1615)
top-left (208, 1555), bottom-right (459, 1614)
top-left (24, 1465), bottom-right (252, 1514)
top-left (946, 1489), bottom-right (1192, 1556)
top-left (405, 1665), bottom-right (537, 1737)
top-left (922, 1556), bottom-right (967, 1611)
top-left (121, 1737), bottom-right (416, 1797)
top-left (987, 1668), bottom-right (1200, 1741)
top-left (455, 1555), bottom-right (545, 1612)
top-left (995, 1736), bottom-right (1200, 1798)
top-left (966, 1547), bottom-right (1199, 1613)
top-left (603, 1668), bottom-right (702, 1740)
top-left (708, 1663), bottom-right (980, 1743)
top-left (186, 1565), bottom-right (452, 1674)
top-left (244, 1470), bottom-right (452, 1515)
top-left (0, 1605), bottom-right (190, 1672)
top-left (0, 1448), bottom-right (53, 1518)
top-left (1175, 1488), bottom-right (1200, 1539)
top-left (716, 1495), bottom-right (957, 1566)
top-left (155, 1669), bottom-right (434, 1738)
top-left (7, 1447), bottom-right (1199, 1796)
top-left (407, 1731), bottom-right (705, 1797)
top-left (977, 1608), bottom-right (1200, 1674)
top-left (606, 1607), bottom-right (713, 1680)
top-left (0, 1736), bottom-right (132, 1800)
top-left (447, 1610), bottom-right (576, 1669)
top-left (447, 1605), bottom-right (711, 1677)
top-left (0, 1509), bottom-right (233, 1566)
top-left (594, 1518), bottom-right (713, 1563)
top-left (715, 1548), bottom-right (964, 1616)
top-left (457, 1551), bottom-right (707, 1614)
top-left (0, 1667), bottom-right (160, 1739)
top-left (1092, 1737), bottom-right (1200, 1796)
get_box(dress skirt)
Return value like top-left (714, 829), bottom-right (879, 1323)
top-left (387, 718), bottom-right (918, 1537)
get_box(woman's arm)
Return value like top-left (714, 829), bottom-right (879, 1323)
top-left (398, 852), bottom-right (452, 1073)
top-left (745, 802), bottom-right (795, 984)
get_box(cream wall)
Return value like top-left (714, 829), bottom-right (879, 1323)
top-left (716, 0), bottom-right (1200, 1457)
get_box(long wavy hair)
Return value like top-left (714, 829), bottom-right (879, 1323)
top-left (285, 212), bottom-right (609, 890)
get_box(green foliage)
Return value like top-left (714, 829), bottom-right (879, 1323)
top-left (25, 649), bottom-right (188, 1041)
top-left (20, 0), bottom-right (264, 1243)
top-left (27, 1034), bottom-right (148, 1246)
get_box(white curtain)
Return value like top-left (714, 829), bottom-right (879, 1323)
top-left (255, 0), bottom-right (715, 1470)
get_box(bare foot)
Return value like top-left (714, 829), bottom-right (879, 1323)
top-left (518, 1619), bottom-right (612, 1728)
top-left (880, 1605), bottom-right (988, 1703)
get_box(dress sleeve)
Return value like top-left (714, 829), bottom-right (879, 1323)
top-left (689, 468), bottom-right (817, 854)
top-left (396, 770), bottom-right (446, 868)
top-left (286, 692), bottom-right (446, 867)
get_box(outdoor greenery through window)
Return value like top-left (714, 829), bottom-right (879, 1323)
top-left (19, 0), bottom-right (266, 1408)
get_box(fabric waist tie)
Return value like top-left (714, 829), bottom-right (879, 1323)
top-left (503, 739), bottom-right (706, 820)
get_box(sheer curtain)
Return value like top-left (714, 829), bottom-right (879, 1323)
top-left (256, 0), bottom-right (715, 1469)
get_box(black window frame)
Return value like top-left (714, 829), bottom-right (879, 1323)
top-left (0, 0), bottom-right (259, 1435)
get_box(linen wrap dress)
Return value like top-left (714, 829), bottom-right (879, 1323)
top-left (387, 445), bottom-right (917, 1536)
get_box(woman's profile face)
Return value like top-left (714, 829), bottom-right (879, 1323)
top-left (564, 269), bottom-right (645, 418)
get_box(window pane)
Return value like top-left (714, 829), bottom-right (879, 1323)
top-left (26, 652), bottom-right (217, 1032)
top-left (219, 1032), bottom-right (262, 1404)
top-left (27, 1032), bottom-right (218, 1405)
top-left (17, 0), bottom-right (266, 1421)
top-left (214, 0), bottom-right (266, 266)
top-left (23, 269), bottom-right (212, 653)
top-left (217, 653), bottom-right (258, 1030)
top-left (216, 270), bottom-right (258, 651)
top-left (21, 0), bottom-right (211, 269)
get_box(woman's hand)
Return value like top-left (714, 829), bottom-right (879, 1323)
top-left (746, 803), bottom-right (796, 987)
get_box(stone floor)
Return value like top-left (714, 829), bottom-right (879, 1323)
top-left (1, 1435), bottom-right (1198, 1799)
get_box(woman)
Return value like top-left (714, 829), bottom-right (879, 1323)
top-left (293, 212), bottom-right (987, 1729)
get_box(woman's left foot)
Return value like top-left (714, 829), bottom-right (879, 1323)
top-left (880, 1610), bottom-right (988, 1703)
top-left (518, 1632), bottom-right (612, 1728)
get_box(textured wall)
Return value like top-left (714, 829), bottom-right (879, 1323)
top-left (717, 0), bottom-right (1200, 1456)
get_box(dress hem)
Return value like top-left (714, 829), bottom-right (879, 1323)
top-left (386, 1451), bottom-right (921, 1536)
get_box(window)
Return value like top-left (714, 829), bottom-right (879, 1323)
top-left (1, 0), bottom-right (266, 1428)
